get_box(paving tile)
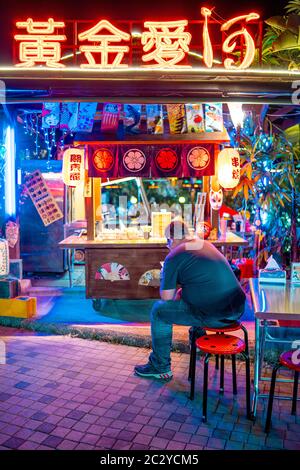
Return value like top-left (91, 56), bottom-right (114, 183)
top-left (206, 437), bottom-right (226, 450)
top-left (96, 437), bottom-right (116, 449)
top-left (66, 410), bottom-right (86, 421)
top-left (0, 325), bottom-right (300, 452)
top-left (0, 393), bottom-right (12, 402)
top-left (36, 423), bottom-right (56, 434)
top-left (56, 439), bottom-right (77, 450)
top-left (112, 439), bottom-right (132, 450)
top-left (31, 411), bottom-right (49, 421)
top-left (41, 434), bottom-right (64, 449)
top-left (117, 430), bottom-right (137, 442)
top-left (150, 437), bottom-right (169, 449)
top-left (2, 437), bottom-right (25, 449)
top-left (283, 440), bottom-right (300, 450)
top-left (14, 382), bottom-right (31, 390)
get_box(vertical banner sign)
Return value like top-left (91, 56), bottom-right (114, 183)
top-left (62, 148), bottom-right (85, 187)
top-left (166, 104), bottom-right (187, 134)
top-left (205, 103), bottom-right (223, 132)
top-left (60, 102), bottom-right (79, 131)
top-left (146, 104), bottom-right (163, 134)
top-left (0, 239), bottom-right (9, 276)
top-left (42, 103), bottom-right (61, 128)
top-left (124, 104), bottom-right (142, 134)
top-left (75, 102), bottom-right (98, 133)
top-left (185, 104), bottom-right (205, 133)
top-left (24, 170), bottom-right (63, 226)
top-left (101, 103), bottom-right (121, 133)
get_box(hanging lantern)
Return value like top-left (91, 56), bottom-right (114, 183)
top-left (217, 148), bottom-right (240, 190)
top-left (0, 238), bottom-right (9, 277)
top-left (62, 148), bottom-right (85, 187)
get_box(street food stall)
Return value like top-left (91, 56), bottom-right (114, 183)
top-left (2, 8), bottom-right (298, 306)
top-left (58, 123), bottom-right (248, 302)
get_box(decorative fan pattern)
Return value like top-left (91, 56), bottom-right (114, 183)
top-left (95, 263), bottom-right (130, 282)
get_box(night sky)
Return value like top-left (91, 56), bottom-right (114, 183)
top-left (0, 0), bottom-right (289, 64)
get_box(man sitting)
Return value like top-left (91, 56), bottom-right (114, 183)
top-left (134, 220), bottom-right (246, 380)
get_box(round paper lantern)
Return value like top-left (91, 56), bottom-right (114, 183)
top-left (0, 238), bottom-right (9, 277)
top-left (217, 148), bottom-right (240, 189)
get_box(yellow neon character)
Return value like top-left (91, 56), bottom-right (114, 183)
top-left (201, 7), bottom-right (214, 69)
top-left (78, 20), bottom-right (130, 68)
top-left (15, 18), bottom-right (66, 68)
top-left (141, 20), bottom-right (191, 68)
top-left (221, 13), bottom-right (260, 70)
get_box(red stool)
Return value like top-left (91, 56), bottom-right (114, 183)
top-left (265, 350), bottom-right (300, 433)
top-left (189, 322), bottom-right (251, 423)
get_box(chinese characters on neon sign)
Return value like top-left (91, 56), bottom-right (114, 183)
top-left (14, 8), bottom-right (260, 70)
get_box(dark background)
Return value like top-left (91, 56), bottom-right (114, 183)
top-left (0, 0), bottom-right (288, 63)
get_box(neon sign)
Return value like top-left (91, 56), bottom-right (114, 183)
top-left (14, 9), bottom-right (260, 70)
top-left (15, 18), bottom-right (66, 68)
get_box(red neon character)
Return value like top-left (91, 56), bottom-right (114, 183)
top-left (221, 13), bottom-right (260, 70)
top-left (14, 18), bottom-right (66, 68)
top-left (141, 21), bottom-right (191, 68)
top-left (78, 20), bottom-right (130, 68)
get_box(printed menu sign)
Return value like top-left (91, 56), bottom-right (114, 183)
top-left (24, 170), bottom-right (63, 227)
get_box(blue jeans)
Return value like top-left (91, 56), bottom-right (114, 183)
top-left (148, 299), bottom-right (243, 372)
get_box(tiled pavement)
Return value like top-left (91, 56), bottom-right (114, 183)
top-left (0, 327), bottom-right (299, 451)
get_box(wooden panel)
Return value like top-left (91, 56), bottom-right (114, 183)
top-left (86, 247), bottom-right (168, 299)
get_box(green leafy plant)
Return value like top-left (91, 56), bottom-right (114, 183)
top-left (263, 0), bottom-right (300, 69)
top-left (231, 126), bottom-right (300, 266)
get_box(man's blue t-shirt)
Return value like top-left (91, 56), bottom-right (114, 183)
top-left (160, 239), bottom-right (246, 324)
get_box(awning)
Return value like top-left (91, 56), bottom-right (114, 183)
top-left (1, 68), bottom-right (299, 104)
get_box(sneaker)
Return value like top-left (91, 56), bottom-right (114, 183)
top-left (134, 363), bottom-right (173, 380)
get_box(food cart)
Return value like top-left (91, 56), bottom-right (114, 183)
top-left (58, 127), bottom-right (248, 304)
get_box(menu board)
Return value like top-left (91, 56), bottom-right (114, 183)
top-left (24, 170), bottom-right (63, 227)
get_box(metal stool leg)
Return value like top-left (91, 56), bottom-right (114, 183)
top-left (232, 354), bottom-right (237, 395)
top-left (189, 330), bottom-right (197, 400)
top-left (215, 355), bottom-right (219, 370)
top-left (292, 371), bottom-right (299, 416)
top-left (202, 354), bottom-right (211, 423)
top-left (220, 355), bottom-right (225, 394)
top-left (265, 363), bottom-right (281, 433)
top-left (243, 353), bottom-right (252, 420)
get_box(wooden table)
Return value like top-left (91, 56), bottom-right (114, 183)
top-left (249, 278), bottom-right (300, 418)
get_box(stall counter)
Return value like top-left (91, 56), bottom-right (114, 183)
top-left (59, 233), bottom-right (248, 300)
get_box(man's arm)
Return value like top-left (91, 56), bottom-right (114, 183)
top-left (160, 289), bottom-right (176, 301)
top-left (160, 256), bottom-right (178, 301)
